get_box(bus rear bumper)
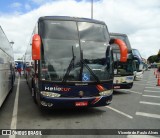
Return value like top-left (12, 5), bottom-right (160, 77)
top-left (38, 95), bottom-right (112, 108)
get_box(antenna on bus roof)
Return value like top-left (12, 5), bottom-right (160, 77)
top-left (91, 0), bottom-right (93, 19)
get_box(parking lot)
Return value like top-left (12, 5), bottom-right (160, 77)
top-left (0, 69), bottom-right (160, 138)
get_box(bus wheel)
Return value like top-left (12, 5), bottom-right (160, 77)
top-left (32, 87), bottom-right (37, 104)
top-left (10, 76), bottom-right (14, 93)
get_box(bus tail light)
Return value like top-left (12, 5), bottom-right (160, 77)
top-left (32, 34), bottom-right (41, 60)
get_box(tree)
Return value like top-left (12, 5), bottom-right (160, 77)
top-left (157, 49), bottom-right (160, 62)
top-left (17, 58), bottom-right (23, 60)
top-left (148, 55), bottom-right (158, 63)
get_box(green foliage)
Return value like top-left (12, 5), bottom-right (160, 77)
top-left (148, 55), bottom-right (158, 63)
top-left (158, 50), bottom-right (160, 58)
top-left (148, 49), bottom-right (160, 63)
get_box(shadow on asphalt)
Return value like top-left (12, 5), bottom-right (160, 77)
top-left (36, 107), bottom-right (107, 119)
top-left (113, 90), bottom-right (130, 95)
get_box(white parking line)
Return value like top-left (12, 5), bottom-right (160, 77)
top-left (133, 83), bottom-right (154, 86)
top-left (136, 112), bottom-right (160, 119)
top-left (140, 101), bottom-right (160, 106)
top-left (146, 82), bottom-right (157, 84)
top-left (145, 87), bottom-right (160, 89)
top-left (146, 81), bottom-right (157, 85)
top-left (146, 81), bottom-right (156, 84)
top-left (106, 106), bottom-right (133, 119)
top-left (144, 90), bottom-right (160, 93)
top-left (142, 95), bottom-right (160, 98)
top-left (121, 90), bottom-right (142, 94)
top-left (9, 77), bottom-right (20, 138)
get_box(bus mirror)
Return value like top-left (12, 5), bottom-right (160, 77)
top-left (32, 34), bottom-right (41, 60)
top-left (106, 46), bottom-right (113, 70)
top-left (110, 38), bottom-right (128, 62)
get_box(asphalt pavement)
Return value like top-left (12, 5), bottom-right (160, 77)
top-left (0, 69), bottom-right (160, 138)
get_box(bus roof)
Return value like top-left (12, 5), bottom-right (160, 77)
top-left (110, 32), bottom-right (127, 37)
top-left (38, 16), bottom-right (106, 25)
top-left (0, 26), bottom-right (14, 58)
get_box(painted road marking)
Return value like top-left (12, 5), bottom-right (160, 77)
top-left (142, 95), bottom-right (160, 98)
top-left (136, 112), bottom-right (160, 119)
top-left (133, 83), bottom-right (154, 86)
top-left (144, 90), bottom-right (160, 93)
top-left (106, 106), bottom-right (133, 119)
top-left (140, 101), bottom-right (160, 106)
top-left (121, 90), bottom-right (142, 95)
top-left (9, 77), bottom-right (20, 138)
top-left (146, 81), bottom-right (156, 84)
top-left (145, 87), bottom-right (160, 89)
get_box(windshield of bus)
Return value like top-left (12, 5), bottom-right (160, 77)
top-left (113, 52), bottom-right (133, 75)
top-left (40, 20), bottom-right (111, 82)
top-left (132, 49), bottom-right (142, 60)
top-left (132, 49), bottom-right (144, 71)
top-left (111, 35), bottom-right (133, 75)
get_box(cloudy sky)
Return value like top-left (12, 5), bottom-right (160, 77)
top-left (0, 0), bottom-right (160, 59)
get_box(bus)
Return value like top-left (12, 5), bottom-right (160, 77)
top-left (25, 16), bottom-right (128, 109)
top-left (14, 60), bottom-right (23, 69)
top-left (14, 59), bottom-right (24, 76)
top-left (132, 49), bottom-right (144, 80)
top-left (0, 26), bottom-right (15, 107)
top-left (110, 33), bottom-right (134, 89)
top-left (23, 53), bottom-right (32, 79)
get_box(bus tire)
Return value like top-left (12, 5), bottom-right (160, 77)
top-left (26, 77), bottom-right (28, 84)
top-left (33, 88), bottom-right (37, 104)
top-left (32, 80), bottom-right (37, 104)
top-left (10, 76), bottom-right (14, 93)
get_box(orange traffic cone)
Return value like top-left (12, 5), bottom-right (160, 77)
top-left (157, 73), bottom-right (160, 86)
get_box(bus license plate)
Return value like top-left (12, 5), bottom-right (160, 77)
top-left (75, 101), bottom-right (88, 107)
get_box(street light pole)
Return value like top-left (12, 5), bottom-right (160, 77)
top-left (10, 41), bottom-right (14, 47)
top-left (91, 0), bottom-right (93, 19)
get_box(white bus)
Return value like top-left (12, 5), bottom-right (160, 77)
top-left (0, 26), bottom-right (15, 107)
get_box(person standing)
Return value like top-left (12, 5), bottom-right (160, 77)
top-left (17, 63), bottom-right (22, 77)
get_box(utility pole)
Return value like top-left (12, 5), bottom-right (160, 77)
top-left (91, 0), bottom-right (93, 19)
top-left (10, 41), bottom-right (14, 47)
